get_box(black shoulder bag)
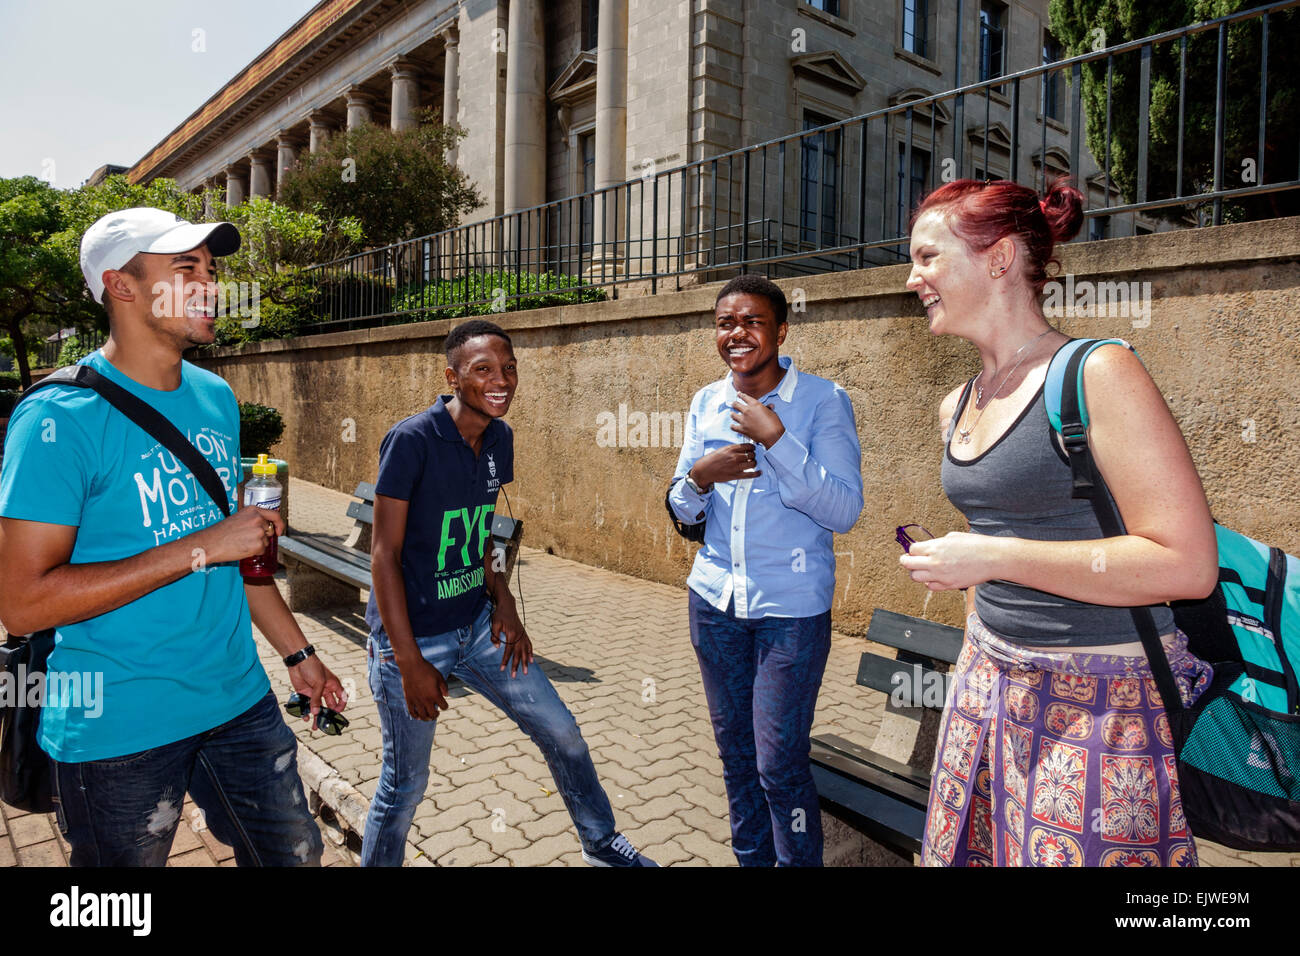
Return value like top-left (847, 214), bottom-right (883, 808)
top-left (0, 365), bottom-right (232, 812)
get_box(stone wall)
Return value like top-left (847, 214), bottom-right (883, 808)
top-left (195, 216), bottom-right (1300, 637)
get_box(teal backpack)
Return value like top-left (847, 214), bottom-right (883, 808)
top-left (1046, 337), bottom-right (1300, 851)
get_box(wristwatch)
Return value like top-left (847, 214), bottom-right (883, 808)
top-left (684, 472), bottom-right (711, 495)
top-left (283, 644), bottom-right (316, 668)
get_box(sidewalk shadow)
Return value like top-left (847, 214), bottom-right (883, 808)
top-left (300, 605), bottom-right (601, 689)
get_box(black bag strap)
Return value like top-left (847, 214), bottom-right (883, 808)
top-left (665, 479), bottom-right (706, 543)
top-left (19, 365), bottom-right (232, 518)
top-left (1057, 342), bottom-right (1184, 715)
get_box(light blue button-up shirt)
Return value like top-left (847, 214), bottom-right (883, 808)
top-left (669, 355), bottom-right (863, 619)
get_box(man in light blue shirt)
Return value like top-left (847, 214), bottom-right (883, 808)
top-left (668, 273), bottom-right (863, 866)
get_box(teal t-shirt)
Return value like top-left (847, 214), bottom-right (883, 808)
top-left (0, 350), bottom-right (269, 762)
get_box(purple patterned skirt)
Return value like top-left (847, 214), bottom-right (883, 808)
top-left (921, 614), bottom-right (1213, 867)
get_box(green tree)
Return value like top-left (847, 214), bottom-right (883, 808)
top-left (278, 110), bottom-right (482, 246)
top-left (201, 194), bottom-right (363, 345)
top-left (0, 177), bottom-right (83, 388)
top-left (1049, 1), bottom-right (1299, 222)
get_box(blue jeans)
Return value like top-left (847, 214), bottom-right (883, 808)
top-left (52, 690), bottom-right (322, 867)
top-left (361, 602), bottom-right (616, 866)
top-left (689, 589), bottom-right (831, 867)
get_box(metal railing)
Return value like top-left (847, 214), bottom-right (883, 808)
top-left (297, 0), bottom-right (1299, 336)
top-left (37, 328), bottom-right (107, 369)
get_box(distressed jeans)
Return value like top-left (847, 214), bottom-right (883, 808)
top-left (689, 589), bottom-right (832, 867)
top-left (52, 690), bottom-right (322, 867)
top-left (361, 602), bottom-right (616, 866)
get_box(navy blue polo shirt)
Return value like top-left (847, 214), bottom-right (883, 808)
top-left (365, 395), bottom-right (514, 638)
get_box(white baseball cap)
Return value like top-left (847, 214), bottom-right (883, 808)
top-left (79, 207), bottom-right (241, 304)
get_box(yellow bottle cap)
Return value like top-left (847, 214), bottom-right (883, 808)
top-left (251, 453), bottom-right (277, 476)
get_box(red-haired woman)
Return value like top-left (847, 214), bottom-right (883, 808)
top-left (900, 179), bottom-right (1218, 867)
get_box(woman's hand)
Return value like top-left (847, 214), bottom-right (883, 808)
top-left (899, 532), bottom-right (1004, 591)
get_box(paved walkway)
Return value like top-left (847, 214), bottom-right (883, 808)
top-left (5, 474), bottom-right (1296, 867)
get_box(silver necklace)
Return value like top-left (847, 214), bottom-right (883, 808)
top-left (957, 329), bottom-right (1053, 444)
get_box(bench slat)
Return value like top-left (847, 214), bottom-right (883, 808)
top-left (279, 535), bottom-right (372, 590)
top-left (346, 500), bottom-right (375, 525)
top-left (353, 481), bottom-right (376, 502)
top-left (813, 733), bottom-right (932, 794)
top-left (282, 532), bottom-right (370, 568)
top-left (810, 746), bottom-right (925, 854)
top-left (866, 609), bottom-right (964, 663)
top-left (856, 653), bottom-right (952, 709)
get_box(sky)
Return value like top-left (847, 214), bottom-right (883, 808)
top-left (0, 0), bottom-right (319, 188)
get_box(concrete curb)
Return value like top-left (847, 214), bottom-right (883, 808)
top-left (295, 743), bottom-right (432, 867)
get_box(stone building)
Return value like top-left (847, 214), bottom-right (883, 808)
top-left (128, 0), bottom-right (1153, 279)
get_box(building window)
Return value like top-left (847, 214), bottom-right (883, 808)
top-left (901, 0), bottom-right (929, 59)
top-left (800, 112), bottom-right (841, 245)
top-left (583, 0), bottom-right (599, 51)
top-left (1042, 31), bottom-right (1064, 121)
top-left (979, 2), bottom-right (1006, 82)
top-left (807, 0), bottom-right (841, 15)
top-left (897, 143), bottom-right (931, 237)
top-left (579, 132), bottom-right (596, 252)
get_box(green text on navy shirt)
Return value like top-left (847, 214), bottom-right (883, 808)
top-left (365, 396), bottom-right (513, 638)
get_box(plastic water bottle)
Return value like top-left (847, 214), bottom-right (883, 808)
top-left (240, 453), bottom-right (281, 579)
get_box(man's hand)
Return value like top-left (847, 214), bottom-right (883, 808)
top-left (287, 654), bottom-right (348, 723)
top-left (192, 505), bottom-right (284, 565)
top-left (490, 598), bottom-right (534, 678)
top-left (397, 655), bottom-right (449, 721)
top-left (730, 392), bottom-right (785, 449)
top-left (689, 443), bottom-right (760, 487)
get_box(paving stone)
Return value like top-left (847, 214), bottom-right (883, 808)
top-left (17, 839), bottom-right (64, 867)
top-left (518, 811), bottom-right (575, 843)
top-left (436, 839), bottom-right (499, 867)
top-left (416, 826), bottom-right (476, 862)
top-left (673, 826), bottom-right (737, 866)
top-left (166, 849), bottom-right (215, 867)
top-left (675, 804), bottom-right (734, 844)
top-left (412, 800), bottom-right (488, 834)
top-left (625, 792), bottom-right (693, 824)
top-left (8, 814), bottom-right (55, 849)
top-left (0, 842), bottom-right (16, 866)
top-left (645, 838), bottom-right (695, 867)
top-left (506, 831), bottom-right (580, 867)
top-left (431, 778), bottom-right (502, 811)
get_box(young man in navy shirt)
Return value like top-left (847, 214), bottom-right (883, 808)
top-left (361, 320), bottom-right (655, 867)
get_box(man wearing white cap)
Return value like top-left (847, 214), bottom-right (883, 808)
top-left (0, 208), bottom-right (346, 866)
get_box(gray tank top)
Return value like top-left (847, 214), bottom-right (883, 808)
top-left (940, 377), bottom-right (1175, 646)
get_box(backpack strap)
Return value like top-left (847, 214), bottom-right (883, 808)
top-left (1042, 338), bottom-right (1186, 717)
top-left (18, 364), bottom-right (232, 518)
top-left (1045, 338), bottom-right (1138, 499)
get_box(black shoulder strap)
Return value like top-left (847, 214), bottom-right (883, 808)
top-left (20, 365), bottom-right (232, 518)
top-left (1057, 341), bottom-right (1099, 498)
top-left (1058, 351), bottom-right (1184, 716)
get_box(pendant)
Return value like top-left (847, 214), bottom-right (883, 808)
top-left (957, 428), bottom-right (972, 444)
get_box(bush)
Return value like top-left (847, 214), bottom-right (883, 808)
top-left (239, 402), bottom-right (285, 457)
top-left (0, 371), bottom-right (20, 390)
top-left (391, 271), bottom-right (605, 322)
top-left (56, 336), bottom-right (96, 367)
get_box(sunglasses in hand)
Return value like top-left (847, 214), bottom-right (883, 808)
top-left (895, 524), bottom-right (934, 554)
top-left (284, 692), bottom-right (350, 736)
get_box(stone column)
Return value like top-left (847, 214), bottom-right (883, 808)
top-left (275, 132), bottom-right (299, 195)
top-left (441, 28), bottom-right (460, 165)
top-left (593, 0), bottom-right (629, 262)
top-left (308, 110), bottom-right (333, 153)
top-left (504, 0), bottom-right (546, 262)
top-left (248, 150), bottom-right (273, 198)
top-left (224, 163), bottom-right (246, 206)
top-left (345, 86), bottom-right (374, 129)
top-left (389, 58), bottom-right (421, 131)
